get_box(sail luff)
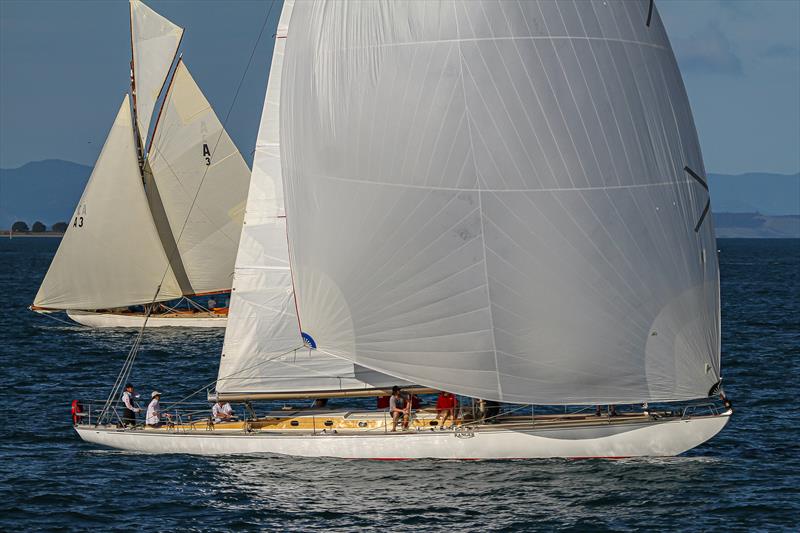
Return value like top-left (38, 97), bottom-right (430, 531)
top-left (128, 0), bottom-right (144, 167)
top-left (146, 50), bottom-right (183, 156)
top-left (279, 0), bottom-right (721, 405)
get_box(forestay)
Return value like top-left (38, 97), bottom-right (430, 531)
top-left (146, 60), bottom-right (250, 295)
top-left (280, 0), bottom-right (720, 404)
top-left (34, 96), bottom-right (182, 310)
top-left (217, 0), bottom-right (405, 396)
top-left (130, 0), bottom-right (183, 144)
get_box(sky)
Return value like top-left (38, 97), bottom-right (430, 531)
top-left (0, 0), bottom-right (798, 175)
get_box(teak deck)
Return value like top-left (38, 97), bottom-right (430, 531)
top-left (120, 408), bottom-right (667, 435)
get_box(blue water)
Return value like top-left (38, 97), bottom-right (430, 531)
top-left (1, 238), bottom-right (798, 531)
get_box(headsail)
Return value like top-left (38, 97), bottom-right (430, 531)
top-left (280, 0), bottom-right (720, 404)
top-left (130, 0), bottom-right (183, 144)
top-left (146, 60), bottom-right (250, 295)
top-left (216, 0), bottom-right (405, 397)
top-left (34, 95), bottom-right (182, 310)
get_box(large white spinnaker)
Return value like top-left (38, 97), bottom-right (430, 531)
top-left (130, 0), bottom-right (183, 144)
top-left (34, 95), bottom-right (182, 310)
top-left (216, 0), bottom-right (405, 397)
top-left (280, 0), bottom-right (720, 405)
top-left (146, 60), bottom-right (250, 295)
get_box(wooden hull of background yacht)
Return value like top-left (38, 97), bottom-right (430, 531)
top-left (75, 410), bottom-right (730, 459)
top-left (66, 310), bottom-right (226, 328)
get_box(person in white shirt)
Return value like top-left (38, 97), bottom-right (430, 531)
top-left (121, 383), bottom-right (140, 427)
top-left (211, 400), bottom-right (234, 423)
top-left (146, 391), bottom-right (171, 427)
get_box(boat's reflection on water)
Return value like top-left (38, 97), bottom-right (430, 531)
top-left (196, 453), bottom-right (725, 528)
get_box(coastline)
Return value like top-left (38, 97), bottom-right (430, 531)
top-left (0, 231), bottom-right (63, 238)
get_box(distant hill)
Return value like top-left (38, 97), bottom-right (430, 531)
top-left (1, 160), bottom-right (798, 237)
top-left (709, 172), bottom-right (800, 216)
top-left (0, 159), bottom-right (91, 229)
top-left (713, 212), bottom-right (800, 238)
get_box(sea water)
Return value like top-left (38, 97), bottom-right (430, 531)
top-left (0, 238), bottom-right (797, 531)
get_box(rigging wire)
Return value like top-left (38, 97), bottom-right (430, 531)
top-left (100, 0), bottom-right (278, 423)
top-left (162, 344), bottom-right (303, 412)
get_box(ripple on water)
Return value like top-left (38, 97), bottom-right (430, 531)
top-left (1, 238), bottom-right (798, 531)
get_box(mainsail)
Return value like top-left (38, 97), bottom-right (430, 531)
top-left (35, 0), bottom-right (251, 321)
top-left (146, 60), bottom-right (250, 295)
top-left (130, 0), bottom-right (183, 144)
top-left (279, 0), bottom-right (720, 404)
top-left (34, 96), bottom-right (183, 310)
top-left (217, 0), bottom-right (405, 397)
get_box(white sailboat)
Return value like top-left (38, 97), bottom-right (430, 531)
top-left (31, 0), bottom-right (250, 328)
top-left (76, 0), bottom-right (731, 458)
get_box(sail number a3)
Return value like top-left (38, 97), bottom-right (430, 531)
top-left (73, 204), bottom-right (87, 228)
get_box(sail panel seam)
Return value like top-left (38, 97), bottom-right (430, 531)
top-left (304, 172), bottom-right (697, 193)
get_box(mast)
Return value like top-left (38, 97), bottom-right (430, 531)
top-left (128, 0), bottom-right (145, 173)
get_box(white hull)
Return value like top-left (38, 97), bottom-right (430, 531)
top-left (76, 410), bottom-right (730, 459)
top-left (67, 310), bottom-right (226, 328)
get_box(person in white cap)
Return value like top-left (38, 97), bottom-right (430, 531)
top-left (145, 391), bottom-right (171, 427)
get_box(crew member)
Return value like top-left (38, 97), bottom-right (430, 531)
top-left (595, 405), bottom-right (618, 417)
top-left (121, 383), bottom-right (140, 427)
top-left (146, 391), bottom-right (171, 427)
top-left (389, 386), bottom-right (410, 431)
top-left (436, 391), bottom-right (457, 427)
top-left (212, 399), bottom-right (234, 423)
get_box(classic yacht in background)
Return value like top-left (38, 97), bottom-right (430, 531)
top-left (76, 0), bottom-right (731, 457)
top-left (31, 0), bottom-right (249, 328)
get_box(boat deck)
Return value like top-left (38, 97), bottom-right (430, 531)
top-left (89, 309), bottom-right (227, 318)
top-left (83, 408), bottom-right (684, 435)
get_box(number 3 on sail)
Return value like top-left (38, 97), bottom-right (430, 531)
top-left (73, 205), bottom-right (86, 228)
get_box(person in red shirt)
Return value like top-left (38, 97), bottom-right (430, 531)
top-left (436, 391), bottom-right (457, 427)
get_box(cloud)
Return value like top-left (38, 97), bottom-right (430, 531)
top-left (717, 0), bottom-right (757, 19)
top-left (762, 43), bottom-right (799, 60)
top-left (674, 23), bottom-right (743, 76)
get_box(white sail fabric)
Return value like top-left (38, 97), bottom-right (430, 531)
top-left (34, 96), bottom-right (182, 310)
top-left (218, 346), bottom-right (409, 395)
top-left (146, 60), bottom-right (250, 295)
top-left (130, 0), bottom-right (183, 142)
top-left (280, 0), bottom-right (721, 404)
top-left (217, 0), bottom-right (404, 395)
